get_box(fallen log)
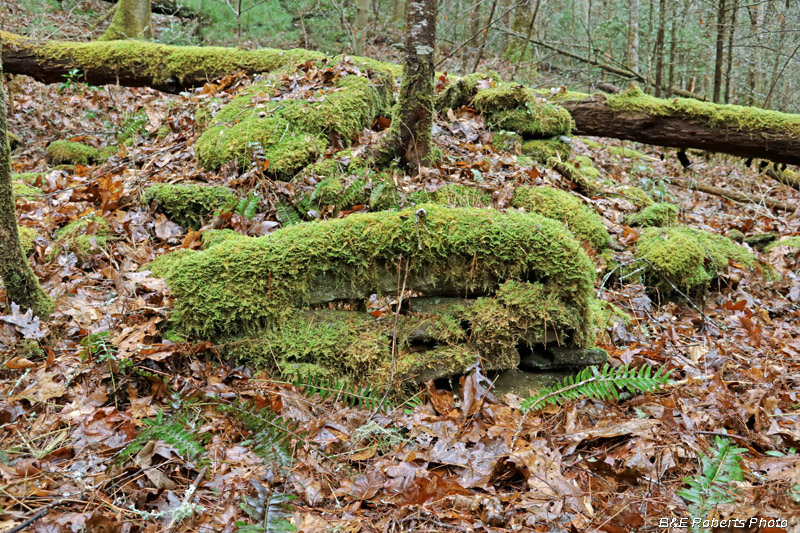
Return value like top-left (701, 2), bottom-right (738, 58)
top-left (3, 31), bottom-right (800, 166)
top-left (560, 91), bottom-right (800, 166)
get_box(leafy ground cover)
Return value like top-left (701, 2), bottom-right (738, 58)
top-left (2, 10), bottom-right (800, 533)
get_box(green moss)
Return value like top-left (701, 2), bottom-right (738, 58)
top-left (726, 229), bottom-right (745, 243)
top-left (512, 186), bottom-right (609, 250)
top-left (52, 165), bottom-right (76, 173)
top-left (11, 172), bottom-right (46, 184)
top-left (521, 137), bottom-right (571, 162)
top-left (51, 214), bottom-right (115, 259)
top-left (195, 73), bottom-right (390, 176)
top-left (625, 202), bottom-right (678, 228)
top-left (434, 71), bottom-right (501, 111)
top-left (12, 182), bottom-right (42, 198)
top-left (45, 141), bottom-right (101, 166)
top-left (148, 248), bottom-right (198, 277)
top-left (608, 87), bottom-right (800, 137)
top-left (471, 85), bottom-right (574, 138)
top-left (160, 205), bottom-right (597, 345)
top-left (547, 155), bottom-right (602, 195)
top-left (18, 226), bottom-right (38, 256)
top-left (765, 236), bottom-right (800, 252)
top-left (636, 226), bottom-right (754, 291)
top-left (607, 145), bottom-right (651, 159)
top-left (617, 186), bottom-right (654, 208)
top-left (144, 183), bottom-right (238, 229)
top-left (411, 184), bottom-right (491, 208)
top-left (201, 229), bottom-right (246, 248)
top-left (531, 88), bottom-right (592, 104)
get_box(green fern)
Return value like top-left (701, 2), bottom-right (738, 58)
top-left (299, 379), bottom-right (393, 412)
top-left (338, 178), bottom-right (367, 208)
top-left (275, 200), bottom-right (302, 226)
top-left (520, 364), bottom-right (673, 413)
top-left (677, 436), bottom-right (747, 532)
top-left (235, 480), bottom-right (296, 532)
top-left (119, 410), bottom-right (208, 462)
top-left (235, 193), bottom-right (259, 220)
top-left (219, 401), bottom-right (303, 468)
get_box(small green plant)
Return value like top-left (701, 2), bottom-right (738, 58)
top-left (638, 176), bottom-right (675, 203)
top-left (677, 436), bottom-right (747, 532)
top-left (117, 111), bottom-right (150, 145)
top-left (219, 400), bottom-right (303, 468)
top-left (81, 331), bottom-right (132, 373)
top-left (234, 192), bottom-right (260, 220)
top-left (58, 68), bottom-right (83, 92)
top-left (300, 379), bottom-right (391, 412)
top-left (520, 364), bottom-right (673, 413)
top-left (236, 480), bottom-right (296, 533)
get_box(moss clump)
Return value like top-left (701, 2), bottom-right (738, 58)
top-left (547, 155), bottom-right (602, 195)
top-left (636, 226), bottom-right (754, 291)
top-left (726, 229), bottom-right (745, 243)
top-left (160, 205), bottom-right (597, 346)
top-left (625, 202), bottom-right (678, 228)
top-left (45, 141), bottom-right (103, 166)
top-left (195, 72), bottom-right (390, 177)
top-left (12, 172), bottom-right (46, 184)
top-left (148, 248), bottom-right (198, 277)
top-left (144, 183), bottom-right (238, 229)
top-left (434, 72), bottom-right (501, 111)
top-left (608, 87), bottom-right (800, 137)
top-left (18, 226), bottom-right (38, 256)
top-left (51, 213), bottom-right (115, 259)
top-left (411, 184), bottom-right (491, 208)
top-left (765, 236), bottom-right (800, 252)
top-left (521, 137), bottom-right (571, 162)
top-left (512, 186), bottom-right (609, 250)
top-left (607, 145), bottom-right (651, 159)
top-left (12, 182), bottom-right (42, 198)
top-left (471, 85), bottom-right (574, 138)
top-left (617, 186), bottom-right (654, 208)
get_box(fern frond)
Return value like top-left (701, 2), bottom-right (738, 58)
top-left (520, 363), bottom-right (673, 413)
top-left (677, 436), bottom-right (747, 531)
top-left (235, 193), bottom-right (259, 220)
top-left (236, 480), bottom-right (296, 532)
top-left (119, 411), bottom-right (208, 462)
top-left (219, 401), bottom-right (303, 468)
top-left (299, 378), bottom-right (393, 412)
top-left (339, 178), bottom-right (366, 208)
top-left (275, 200), bottom-right (301, 226)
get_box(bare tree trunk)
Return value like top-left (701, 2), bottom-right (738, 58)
top-left (355, 0), bottom-right (371, 54)
top-left (653, 0), bottom-right (667, 96)
top-left (392, 0), bottom-right (406, 22)
top-left (626, 0), bottom-right (639, 73)
top-left (463, 0), bottom-right (482, 72)
top-left (712, 0), bottom-right (727, 102)
top-left (723, 0), bottom-right (737, 103)
top-left (0, 52), bottom-right (52, 318)
top-left (100, 0), bottom-right (153, 40)
top-left (372, 0), bottom-right (437, 171)
top-left (666, 0), bottom-right (677, 95)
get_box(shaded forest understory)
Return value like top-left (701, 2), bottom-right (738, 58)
top-left (2, 6), bottom-right (800, 533)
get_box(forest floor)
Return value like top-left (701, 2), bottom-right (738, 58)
top-left (2, 6), bottom-right (800, 533)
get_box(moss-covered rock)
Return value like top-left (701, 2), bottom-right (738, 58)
top-left (18, 226), bottom-right (38, 256)
top-left (625, 202), bottom-right (678, 228)
top-left (45, 141), bottom-right (104, 166)
top-left (144, 183), bottom-right (238, 229)
top-left (434, 71), bottom-right (501, 111)
top-left (744, 233), bottom-right (778, 251)
top-left (471, 85), bottom-right (574, 138)
top-left (617, 186), bottom-right (654, 208)
top-left (547, 155), bottom-right (602, 195)
top-left (492, 130), bottom-right (522, 153)
top-left (726, 229), bottom-right (745, 243)
top-left (159, 205), bottom-right (597, 343)
top-left (636, 226), bottom-right (754, 291)
top-left (521, 137), bottom-right (571, 162)
top-left (411, 184), bottom-right (491, 208)
top-left (195, 71), bottom-right (391, 177)
top-left (512, 186), bottom-right (609, 250)
top-left (51, 213), bottom-right (115, 260)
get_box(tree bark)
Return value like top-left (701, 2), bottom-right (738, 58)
top-left (0, 50), bottom-right (52, 318)
top-left (561, 95), bottom-right (800, 166)
top-left (712, 0), bottom-right (727, 102)
top-left (100, 0), bottom-right (153, 41)
top-left (371, 0), bottom-right (437, 171)
top-left (723, 0), bottom-right (737, 103)
top-left (98, 0), bottom-right (202, 19)
top-left (626, 0), bottom-right (639, 73)
top-left (653, 0), bottom-right (667, 97)
top-left (355, 0), bottom-right (371, 55)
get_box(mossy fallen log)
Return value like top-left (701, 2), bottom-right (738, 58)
top-left (152, 206), bottom-right (603, 384)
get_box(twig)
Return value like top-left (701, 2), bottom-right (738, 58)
top-left (167, 466), bottom-right (208, 531)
